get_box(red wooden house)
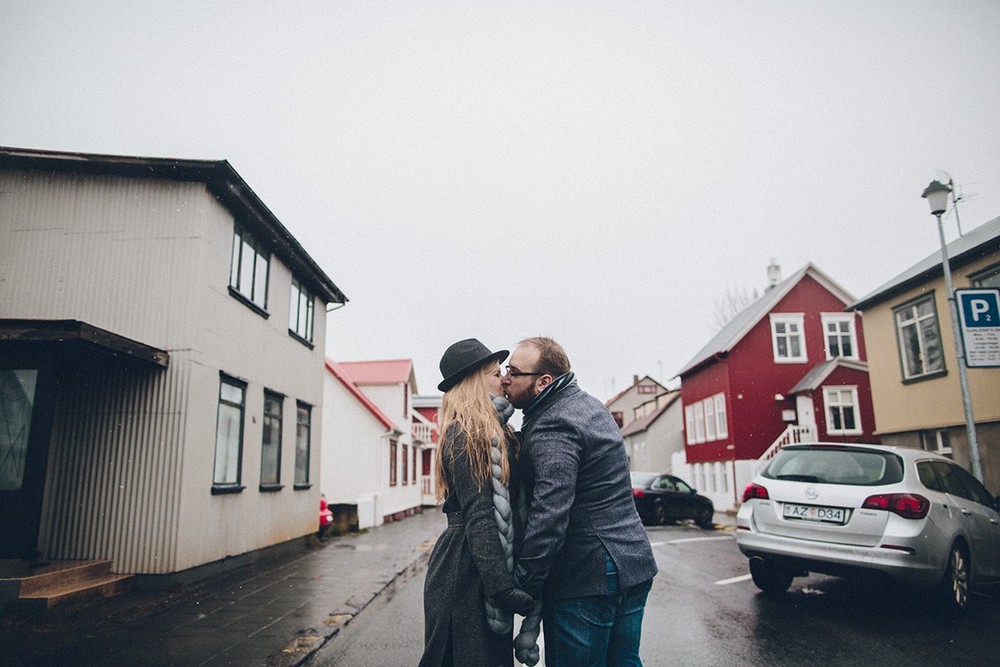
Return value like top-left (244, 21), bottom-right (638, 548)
top-left (674, 263), bottom-right (878, 510)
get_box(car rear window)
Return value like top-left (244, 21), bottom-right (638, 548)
top-left (762, 447), bottom-right (904, 486)
top-left (630, 472), bottom-right (657, 487)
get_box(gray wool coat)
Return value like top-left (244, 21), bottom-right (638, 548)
top-left (516, 383), bottom-right (658, 600)
top-left (419, 425), bottom-right (522, 667)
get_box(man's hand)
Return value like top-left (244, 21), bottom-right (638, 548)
top-left (489, 587), bottom-right (536, 616)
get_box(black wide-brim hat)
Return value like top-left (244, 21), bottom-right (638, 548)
top-left (438, 338), bottom-right (509, 392)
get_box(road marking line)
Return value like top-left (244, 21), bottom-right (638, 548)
top-left (715, 574), bottom-right (753, 585)
top-left (668, 536), bottom-right (735, 544)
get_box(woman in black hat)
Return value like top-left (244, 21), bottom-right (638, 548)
top-left (419, 338), bottom-right (535, 667)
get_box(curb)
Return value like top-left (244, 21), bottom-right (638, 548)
top-left (268, 540), bottom-right (435, 667)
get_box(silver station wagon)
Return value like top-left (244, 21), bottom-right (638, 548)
top-left (736, 443), bottom-right (1000, 611)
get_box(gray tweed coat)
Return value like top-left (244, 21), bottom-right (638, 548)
top-left (419, 425), bottom-right (522, 667)
top-left (516, 383), bottom-right (657, 600)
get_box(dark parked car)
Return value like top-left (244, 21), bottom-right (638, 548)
top-left (631, 471), bottom-right (715, 529)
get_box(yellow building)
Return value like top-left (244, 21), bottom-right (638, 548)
top-left (849, 216), bottom-right (1000, 492)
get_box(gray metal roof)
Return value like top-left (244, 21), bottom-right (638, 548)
top-left (849, 216), bottom-right (1000, 311)
top-left (787, 358), bottom-right (868, 395)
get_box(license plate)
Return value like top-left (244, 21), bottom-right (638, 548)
top-left (782, 503), bottom-right (847, 524)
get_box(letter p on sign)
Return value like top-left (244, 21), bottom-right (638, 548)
top-left (957, 288), bottom-right (1000, 368)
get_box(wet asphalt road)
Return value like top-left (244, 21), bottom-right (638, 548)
top-left (310, 521), bottom-right (1000, 666)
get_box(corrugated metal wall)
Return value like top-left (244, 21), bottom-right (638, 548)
top-left (1, 170), bottom-right (208, 351)
top-left (41, 359), bottom-right (189, 574)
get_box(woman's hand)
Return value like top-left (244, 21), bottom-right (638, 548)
top-left (488, 586), bottom-right (536, 616)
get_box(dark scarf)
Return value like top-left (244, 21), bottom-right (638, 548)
top-left (523, 371), bottom-right (577, 420)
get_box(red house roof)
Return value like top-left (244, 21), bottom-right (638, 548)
top-left (325, 359), bottom-right (401, 433)
top-left (338, 359), bottom-right (415, 387)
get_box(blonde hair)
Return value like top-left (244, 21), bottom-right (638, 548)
top-left (435, 361), bottom-right (510, 501)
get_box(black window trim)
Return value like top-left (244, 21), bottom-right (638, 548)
top-left (212, 372), bottom-right (248, 494)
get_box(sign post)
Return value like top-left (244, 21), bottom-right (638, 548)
top-left (956, 288), bottom-right (1000, 368)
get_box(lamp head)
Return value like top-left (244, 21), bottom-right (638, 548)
top-left (922, 180), bottom-right (951, 216)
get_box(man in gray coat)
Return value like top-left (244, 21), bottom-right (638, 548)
top-left (503, 337), bottom-right (657, 666)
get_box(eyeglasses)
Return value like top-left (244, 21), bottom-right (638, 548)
top-left (505, 366), bottom-right (546, 378)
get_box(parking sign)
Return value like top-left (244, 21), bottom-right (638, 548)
top-left (956, 288), bottom-right (1000, 368)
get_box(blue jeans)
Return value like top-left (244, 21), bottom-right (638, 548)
top-left (541, 556), bottom-right (653, 666)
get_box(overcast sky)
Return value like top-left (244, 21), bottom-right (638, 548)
top-left (3, 1), bottom-right (999, 400)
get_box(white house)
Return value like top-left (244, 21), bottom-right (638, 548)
top-left (322, 359), bottom-right (422, 527)
top-left (0, 147), bottom-right (347, 592)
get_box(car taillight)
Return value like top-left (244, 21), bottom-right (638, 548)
top-left (862, 493), bottom-right (930, 519)
top-left (742, 483), bottom-right (769, 502)
top-left (633, 489), bottom-right (645, 498)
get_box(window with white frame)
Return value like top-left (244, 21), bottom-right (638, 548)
top-left (229, 224), bottom-right (270, 311)
top-left (822, 313), bottom-right (859, 360)
top-left (770, 314), bottom-right (807, 363)
top-left (213, 375), bottom-right (246, 491)
top-left (289, 277), bottom-right (315, 343)
top-left (685, 405), bottom-right (696, 444)
top-left (823, 386), bottom-right (861, 435)
top-left (685, 392), bottom-right (728, 445)
top-left (294, 402), bottom-right (311, 488)
top-left (704, 398), bottom-right (716, 440)
top-left (260, 390), bottom-right (283, 489)
top-left (714, 394), bottom-right (728, 438)
top-left (920, 429), bottom-right (952, 458)
top-left (693, 402), bottom-right (706, 442)
top-left (894, 295), bottom-right (944, 381)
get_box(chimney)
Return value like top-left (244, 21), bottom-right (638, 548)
top-left (767, 258), bottom-right (782, 288)
top-left (633, 375), bottom-right (640, 386)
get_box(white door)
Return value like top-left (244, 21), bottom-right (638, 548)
top-left (796, 395), bottom-right (816, 439)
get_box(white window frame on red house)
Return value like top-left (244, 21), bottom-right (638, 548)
top-left (821, 313), bottom-right (859, 360)
top-left (685, 405), bottom-right (696, 444)
top-left (822, 386), bottom-right (862, 436)
top-left (693, 402), bottom-right (706, 442)
top-left (685, 392), bottom-right (728, 445)
top-left (770, 313), bottom-right (807, 363)
top-left (704, 398), bottom-right (716, 440)
top-left (714, 394), bottom-right (728, 438)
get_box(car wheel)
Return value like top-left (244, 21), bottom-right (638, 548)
top-left (695, 506), bottom-right (714, 529)
top-left (937, 543), bottom-right (970, 613)
top-left (749, 557), bottom-right (793, 595)
top-left (653, 504), bottom-right (667, 525)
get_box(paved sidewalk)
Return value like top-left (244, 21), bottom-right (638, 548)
top-left (2, 510), bottom-right (447, 667)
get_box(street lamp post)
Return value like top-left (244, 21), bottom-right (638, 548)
top-left (921, 179), bottom-right (983, 480)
